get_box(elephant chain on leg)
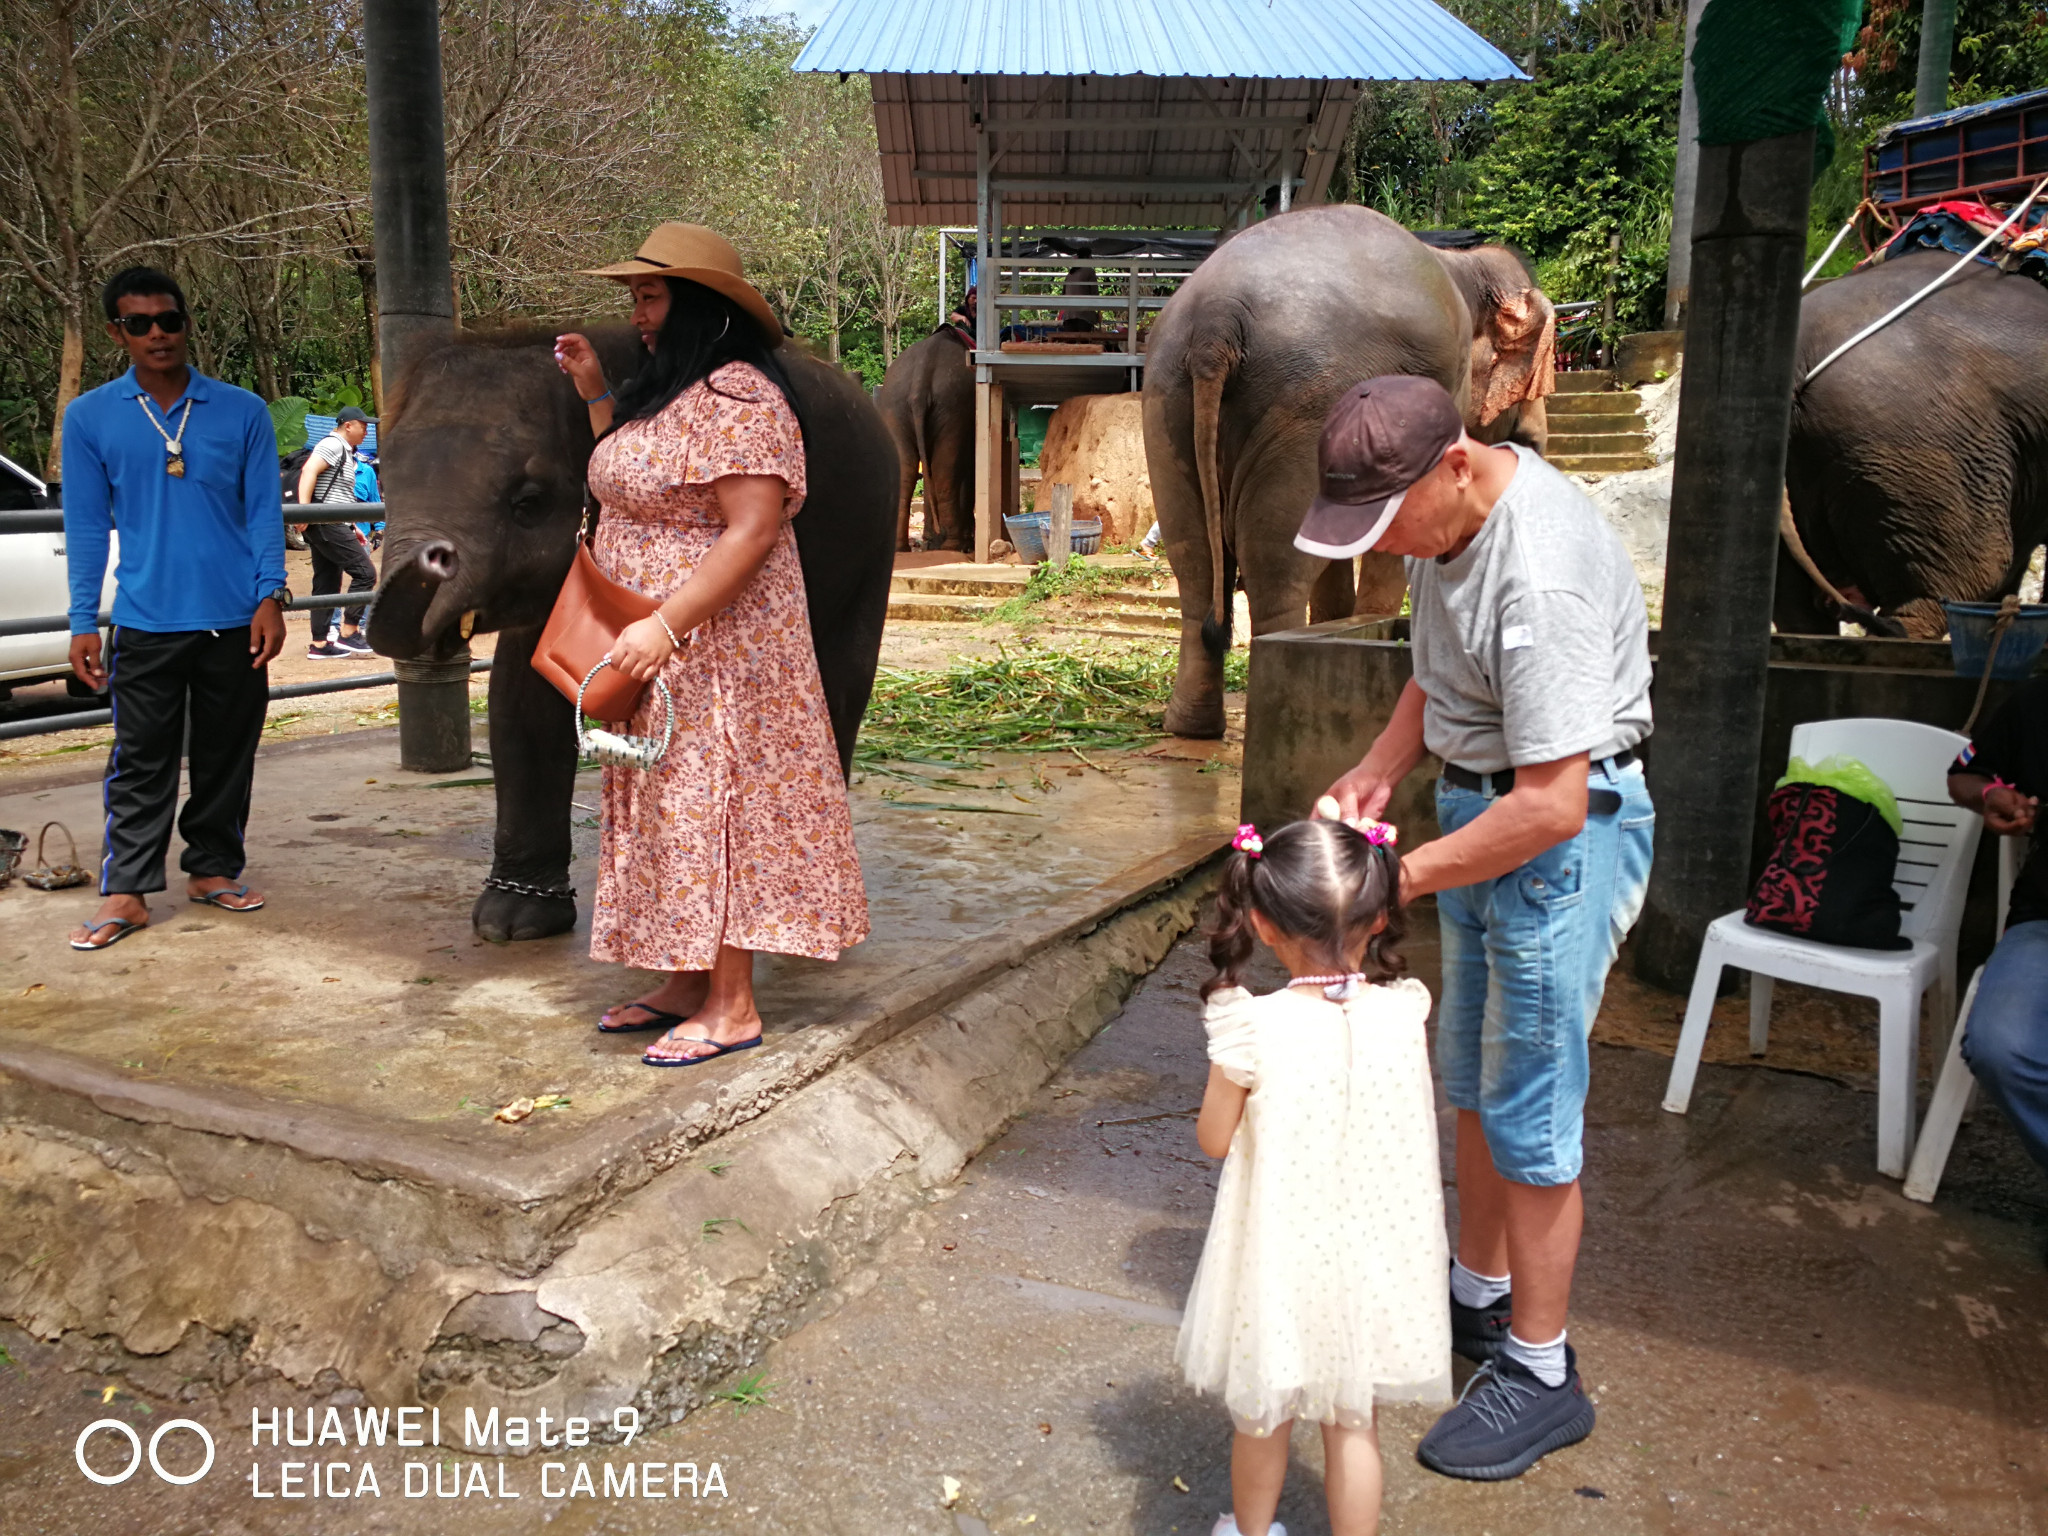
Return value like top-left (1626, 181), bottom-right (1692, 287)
top-left (474, 622), bottom-right (582, 943)
top-left (483, 874), bottom-right (577, 902)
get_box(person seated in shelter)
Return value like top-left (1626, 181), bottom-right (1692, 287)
top-left (1948, 679), bottom-right (2048, 1185)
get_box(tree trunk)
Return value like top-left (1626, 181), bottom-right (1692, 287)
top-left (46, 307), bottom-right (85, 481)
top-left (1915, 0), bottom-right (1957, 118)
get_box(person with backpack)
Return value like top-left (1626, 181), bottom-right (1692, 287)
top-left (297, 406), bottom-right (376, 658)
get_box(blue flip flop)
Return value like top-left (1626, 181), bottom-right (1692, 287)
top-left (641, 1034), bottom-right (764, 1068)
top-left (190, 883), bottom-right (264, 912)
top-left (70, 916), bottom-right (146, 952)
top-left (597, 1004), bottom-right (687, 1035)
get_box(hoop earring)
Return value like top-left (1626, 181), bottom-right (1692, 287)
top-left (716, 314), bottom-right (731, 343)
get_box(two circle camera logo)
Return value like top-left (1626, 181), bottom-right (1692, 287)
top-left (75, 1418), bottom-right (215, 1486)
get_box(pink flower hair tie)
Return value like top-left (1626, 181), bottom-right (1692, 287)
top-left (1359, 818), bottom-right (1399, 848)
top-left (1232, 823), bottom-right (1264, 858)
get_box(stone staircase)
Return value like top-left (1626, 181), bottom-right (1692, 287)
top-left (889, 560), bottom-right (1181, 641)
top-left (1545, 369), bottom-right (1654, 475)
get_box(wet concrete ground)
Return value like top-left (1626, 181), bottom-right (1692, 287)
top-left (0, 723), bottom-right (1234, 1141)
top-left (5, 914), bottom-right (2043, 1535)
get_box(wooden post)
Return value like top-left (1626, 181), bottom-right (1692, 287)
top-left (1047, 482), bottom-right (1073, 564)
top-left (1633, 128), bottom-right (1817, 990)
top-left (974, 377), bottom-right (1003, 563)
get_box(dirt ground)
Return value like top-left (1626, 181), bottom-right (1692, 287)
top-left (3, 916), bottom-right (2043, 1536)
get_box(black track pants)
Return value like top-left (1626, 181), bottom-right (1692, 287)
top-left (99, 626), bottom-right (268, 895)
top-left (305, 521), bottom-right (377, 640)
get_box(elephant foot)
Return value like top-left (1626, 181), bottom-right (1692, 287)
top-left (1163, 694), bottom-right (1226, 740)
top-left (473, 880), bottom-right (577, 943)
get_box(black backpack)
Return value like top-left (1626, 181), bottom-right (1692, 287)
top-left (281, 445), bottom-right (314, 504)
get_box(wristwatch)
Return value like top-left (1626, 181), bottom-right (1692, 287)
top-left (262, 585), bottom-right (292, 608)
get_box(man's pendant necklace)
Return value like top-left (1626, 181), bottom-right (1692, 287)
top-left (137, 395), bottom-right (195, 477)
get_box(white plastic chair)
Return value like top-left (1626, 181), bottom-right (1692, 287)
top-left (1903, 836), bottom-right (2019, 1202)
top-left (1662, 719), bottom-right (1983, 1178)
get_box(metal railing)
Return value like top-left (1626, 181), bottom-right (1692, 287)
top-left (0, 499), bottom-right (487, 743)
top-left (0, 502), bottom-right (392, 638)
top-left (0, 656), bottom-right (491, 743)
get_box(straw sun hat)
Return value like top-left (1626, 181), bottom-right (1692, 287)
top-left (580, 222), bottom-right (783, 341)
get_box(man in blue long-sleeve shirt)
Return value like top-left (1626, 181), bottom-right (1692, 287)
top-left (62, 266), bottom-right (290, 951)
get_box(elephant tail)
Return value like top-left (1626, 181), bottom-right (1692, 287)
top-left (1779, 490), bottom-right (1908, 638)
top-left (1191, 362), bottom-right (1232, 657)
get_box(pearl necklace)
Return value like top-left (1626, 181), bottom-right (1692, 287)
top-left (1287, 971), bottom-right (1368, 1000)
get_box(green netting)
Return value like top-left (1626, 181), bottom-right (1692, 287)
top-left (1694, 0), bottom-right (1864, 173)
top-left (1778, 754), bottom-right (1904, 837)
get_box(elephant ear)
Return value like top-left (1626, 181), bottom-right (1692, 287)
top-left (1474, 288), bottom-right (1557, 426)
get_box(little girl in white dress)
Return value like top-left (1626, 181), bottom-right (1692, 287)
top-left (1178, 818), bottom-right (1450, 1536)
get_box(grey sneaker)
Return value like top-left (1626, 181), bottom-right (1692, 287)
top-left (337, 630), bottom-right (373, 653)
top-left (1417, 1343), bottom-right (1594, 1481)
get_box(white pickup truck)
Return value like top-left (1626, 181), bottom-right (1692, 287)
top-left (0, 452), bottom-right (115, 702)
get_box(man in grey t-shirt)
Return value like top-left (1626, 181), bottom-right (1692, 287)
top-left (1302, 376), bottom-right (1654, 1482)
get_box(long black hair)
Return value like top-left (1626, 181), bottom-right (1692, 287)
top-left (609, 277), bottom-right (802, 434)
top-left (1203, 819), bottom-right (1405, 998)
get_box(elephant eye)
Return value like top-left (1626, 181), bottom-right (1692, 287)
top-left (508, 480), bottom-right (549, 525)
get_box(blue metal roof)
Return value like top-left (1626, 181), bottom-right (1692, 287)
top-left (792, 0), bottom-right (1526, 82)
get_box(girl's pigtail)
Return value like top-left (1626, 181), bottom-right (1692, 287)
top-left (1203, 851), bottom-right (1257, 998)
top-left (1357, 839), bottom-right (1408, 983)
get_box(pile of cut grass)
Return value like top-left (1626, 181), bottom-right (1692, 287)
top-left (854, 645), bottom-right (1247, 766)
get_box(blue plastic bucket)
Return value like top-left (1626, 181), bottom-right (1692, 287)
top-left (1943, 600), bottom-right (2048, 680)
top-left (1003, 512), bottom-right (1103, 563)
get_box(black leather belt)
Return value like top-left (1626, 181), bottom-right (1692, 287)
top-left (1441, 749), bottom-right (1636, 797)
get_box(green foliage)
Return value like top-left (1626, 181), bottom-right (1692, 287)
top-left (1468, 34), bottom-right (1683, 260)
top-left (269, 397), bottom-right (311, 459)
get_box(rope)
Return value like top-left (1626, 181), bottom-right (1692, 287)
top-left (1802, 177), bottom-right (2048, 389)
top-left (1962, 594), bottom-right (2022, 737)
top-left (1803, 213), bottom-right (1860, 289)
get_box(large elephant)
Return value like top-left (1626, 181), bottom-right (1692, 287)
top-left (1782, 250), bottom-right (2048, 637)
top-left (368, 324), bottom-right (898, 942)
top-left (1143, 205), bottom-right (1476, 737)
top-left (876, 325), bottom-right (975, 552)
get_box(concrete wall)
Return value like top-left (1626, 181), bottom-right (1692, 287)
top-left (1241, 621), bottom-right (2037, 977)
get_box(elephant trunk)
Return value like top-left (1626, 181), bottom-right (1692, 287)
top-left (367, 539), bottom-right (463, 659)
top-left (1192, 365), bottom-right (1231, 657)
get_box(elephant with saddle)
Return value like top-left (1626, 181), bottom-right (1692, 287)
top-left (1780, 249), bottom-right (2048, 637)
top-left (1143, 205), bottom-right (1556, 737)
top-left (367, 324), bottom-right (897, 942)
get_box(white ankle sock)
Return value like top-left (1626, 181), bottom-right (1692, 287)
top-left (1502, 1329), bottom-right (1568, 1388)
top-left (1450, 1259), bottom-right (1511, 1310)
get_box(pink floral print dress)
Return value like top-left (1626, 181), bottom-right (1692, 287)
top-left (584, 361), bottom-right (869, 971)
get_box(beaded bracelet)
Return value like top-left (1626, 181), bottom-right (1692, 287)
top-left (654, 610), bottom-right (682, 649)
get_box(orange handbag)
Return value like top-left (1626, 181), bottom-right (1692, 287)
top-left (533, 507), bottom-right (659, 724)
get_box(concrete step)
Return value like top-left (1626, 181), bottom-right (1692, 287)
top-left (1551, 450), bottom-right (1658, 474)
top-left (1543, 410), bottom-right (1643, 436)
top-left (888, 593), bottom-right (1004, 622)
top-left (1547, 390), bottom-right (1643, 416)
top-left (1552, 370), bottom-right (1615, 393)
top-left (1548, 431), bottom-right (1652, 455)
top-left (893, 567), bottom-right (1030, 598)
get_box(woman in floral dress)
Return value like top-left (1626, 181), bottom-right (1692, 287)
top-left (554, 223), bottom-right (868, 1066)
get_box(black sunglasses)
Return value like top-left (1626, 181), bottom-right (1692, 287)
top-left (113, 310), bottom-right (188, 337)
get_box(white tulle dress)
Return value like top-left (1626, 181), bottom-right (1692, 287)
top-left (1176, 979), bottom-right (1452, 1435)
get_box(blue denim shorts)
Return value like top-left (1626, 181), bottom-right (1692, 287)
top-left (1434, 759), bottom-right (1655, 1186)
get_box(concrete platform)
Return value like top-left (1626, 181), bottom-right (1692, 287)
top-left (0, 728), bottom-right (1234, 1431)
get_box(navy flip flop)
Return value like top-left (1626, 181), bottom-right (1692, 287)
top-left (597, 1004), bottom-right (687, 1035)
top-left (641, 1034), bottom-right (764, 1068)
top-left (70, 917), bottom-right (146, 952)
top-left (190, 883), bottom-right (264, 912)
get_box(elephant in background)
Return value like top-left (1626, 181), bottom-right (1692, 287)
top-left (1781, 250), bottom-right (2048, 637)
top-left (1429, 242), bottom-right (1557, 456)
top-left (876, 324), bottom-right (975, 552)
